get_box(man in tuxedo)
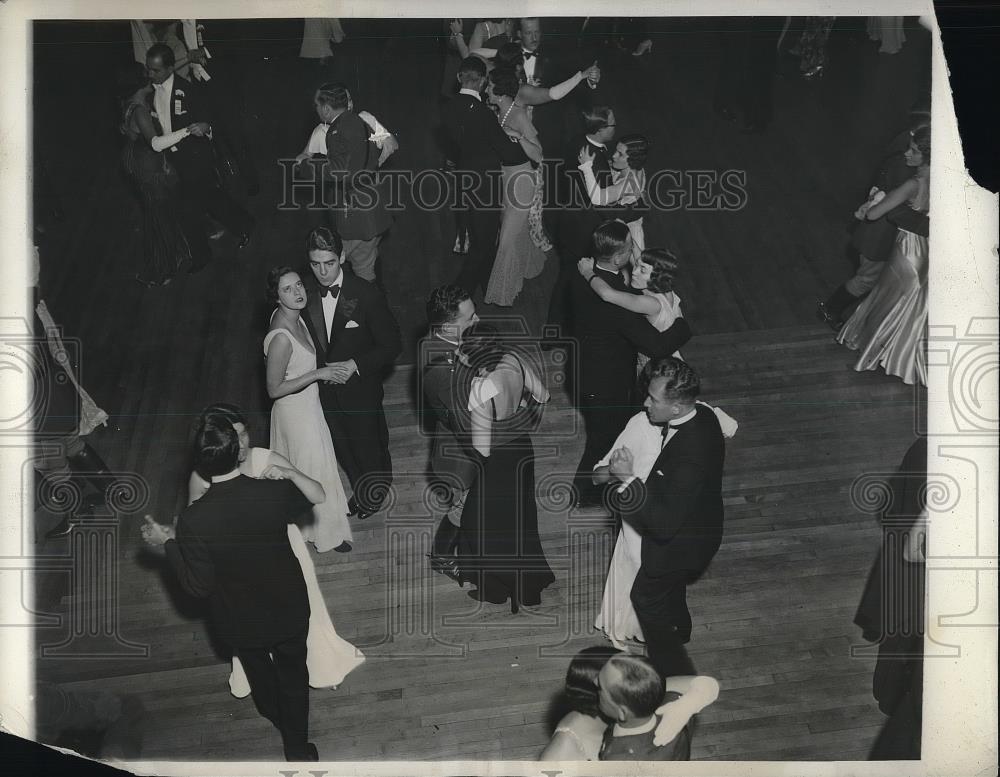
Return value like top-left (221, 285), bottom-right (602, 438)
top-left (609, 358), bottom-right (726, 678)
top-left (301, 227), bottom-right (401, 523)
top-left (571, 220), bottom-right (691, 507)
top-left (419, 285), bottom-right (480, 576)
top-left (315, 82), bottom-right (393, 283)
top-left (440, 56), bottom-right (525, 296)
top-left (516, 17), bottom-right (606, 161)
top-left (547, 105), bottom-right (619, 337)
top-left (142, 417), bottom-right (320, 761)
top-left (145, 44), bottom-right (254, 269)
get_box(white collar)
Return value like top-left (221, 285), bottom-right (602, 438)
top-left (586, 135), bottom-right (606, 149)
top-left (670, 407), bottom-right (698, 427)
top-left (321, 275), bottom-right (343, 290)
top-left (154, 74), bottom-right (174, 92)
top-left (612, 715), bottom-right (657, 737)
top-left (459, 88), bottom-right (482, 101)
top-left (211, 469), bottom-right (241, 484)
top-left (434, 332), bottom-right (460, 348)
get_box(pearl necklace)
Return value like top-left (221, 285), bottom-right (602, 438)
top-left (500, 100), bottom-right (517, 128)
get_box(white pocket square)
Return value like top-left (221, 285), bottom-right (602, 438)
top-left (344, 320), bottom-right (359, 329)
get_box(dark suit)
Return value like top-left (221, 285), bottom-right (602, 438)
top-left (622, 405), bottom-right (725, 677)
top-left (164, 476), bottom-right (313, 758)
top-left (440, 91), bottom-right (525, 295)
top-left (548, 135), bottom-right (617, 332)
top-left (571, 266), bottom-right (692, 497)
top-left (418, 336), bottom-right (479, 492)
top-left (323, 110), bottom-right (393, 281)
top-left (160, 74), bottom-right (253, 265)
top-left (302, 271), bottom-right (401, 514)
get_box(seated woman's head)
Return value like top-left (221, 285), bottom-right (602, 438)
top-left (563, 646), bottom-right (622, 717)
top-left (631, 247), bottom-right (679, 294)
top-left (457, 323), bottom-right (505, 375)
top-left (611, 134), bottom-right (649, 172)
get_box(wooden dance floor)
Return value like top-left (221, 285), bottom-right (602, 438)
top-left (28, 17), bottom-right (929, 762)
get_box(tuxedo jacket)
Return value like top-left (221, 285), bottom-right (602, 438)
top-left (301, 271), bottom-right (402, 409)
top-left (418, 336), bottom-right (479, 489)
top-left (165, 476), bottom-right (312, 648)
top-left (324, 110), bottom-right (393, 240)
top-left (627, 404), bottom-right (726, 591)
top-left (440, 93), bottom-right (525, 198)
top-left (571, 267), bottom-right (692, 399)
top-left (156, 74), bottom-right (215, 185)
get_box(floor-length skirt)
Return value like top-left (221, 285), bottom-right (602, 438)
top-left (485, 162), bottom-right (548, 306)
top-left (269, 388), bottom-right (352, 551)
top-left (229, 524), bottom-right (365, 695)
top-left (121, 141), bottom-right (190, 285)
top-left (837, 229), bottom-right (928, 386)
top-left (458, 434), bottom-right (555, 606)
top-left (595, 521), bottom-right (645, 647)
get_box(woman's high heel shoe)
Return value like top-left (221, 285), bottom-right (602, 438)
top-left (427, 553), bottom-right (463, 586)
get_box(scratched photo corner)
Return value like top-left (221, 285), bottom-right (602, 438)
top-left (1, 3), bottom-right (996, 775)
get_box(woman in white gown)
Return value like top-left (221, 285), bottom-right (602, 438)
top-left (264, 266), bottom-right (352, 552)
top-left (838, 127), bottom-right (930, 387)
top-left (187, 404), bottom-right (364, 696)
top-left (591, 397), bottom-right (739, 649)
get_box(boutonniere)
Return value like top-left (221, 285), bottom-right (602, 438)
top-left (175, 89), bottom-right (185, 98)
top-left (338, 297), bottom-right (358, 318)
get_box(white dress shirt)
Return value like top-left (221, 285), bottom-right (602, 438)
top-left (522, 49), bottom-right (538, 84)
top-left (320, 276), bottom-right (344, 339)
top-left (153, 73), bottom-right (174, 134)
top-left (459, 88), bottom-right (482, 101)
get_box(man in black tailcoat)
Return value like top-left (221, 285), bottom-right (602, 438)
top-left (145, 43), bottom-right (254, 268)
top-left (571, 220), bottom-right (691, 507)
top-left (301, 227), bottom-right (401, 524)
top-left (609, 357), bottom-right (726, 679)
top-left (440, 56), bottom-right (526, 296)
top-left (143, 418), bottom-right (320, 761)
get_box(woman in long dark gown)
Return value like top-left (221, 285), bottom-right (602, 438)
top-left (119, 65), bottom-right (206, 286)
top-left (453, 325), bottom-right (556, 612)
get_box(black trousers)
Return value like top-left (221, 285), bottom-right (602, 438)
top-left (574, 389), bottom-right (636, 499)
top-left (454, 204), bottom-right (500, 297)
top-left (322, 390), bottom-right (392, 513)
top-left (175, 162), bottom-right (254, 265)
top-left (237, 625), bottom-right (309, 756)
top-left (632, 569), bottom-right (697, 678)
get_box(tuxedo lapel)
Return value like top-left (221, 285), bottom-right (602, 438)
top-left (325, 274), bottom-right (358, 357)
top-left (303, 278), bottom-right (330, 357)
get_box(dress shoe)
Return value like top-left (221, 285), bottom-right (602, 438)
top-left (427, 553), bottom-right (463, 585)
top-left (347, 496), bottom-right (375, 521)
top-left (816, 301), bottom-right (843, 332)
top-left (333, 541), bottom-right (352, 553)
top-left (237, 231), bottom-right (252, 250)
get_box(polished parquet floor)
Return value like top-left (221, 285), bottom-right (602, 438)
top-left (29, 17), bottom-right (929, 762)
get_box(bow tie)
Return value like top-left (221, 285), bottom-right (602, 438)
top-left (320, 284), bottom-right (341, 298)
top-left (522, 49), bottom-right (537, 60)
